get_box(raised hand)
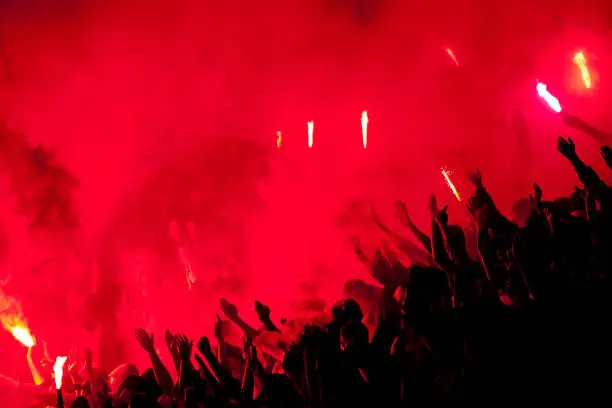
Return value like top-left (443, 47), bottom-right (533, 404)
top-left (574, 185), bottom-right (587, 199)
top-left (134, 328), bottom-right (155, 354)
top-left (601, 145), bottom-right (612, 168)
top-left (436, 205), bottom-right (449, 226)
top-left (428, 194), bottom-right (438, 215)
top-left (254, 301), bottom-right (270, 321)
top-left (220, 298), bottom-right (238, 320)
top-left (197, 336), bottom-right (212, 356)
top-left (529, 183), bottom-right (543, 211)
top-left (467, 168), bottom-right (483, 188)
top-left (175, 334), bottom-right (193, 361)
top-left (164, 330), bottom-right (176, 352)
top-left (557, 137), bottom-right (576, 159)
top-left (214, 313), bottom-right (224, 340)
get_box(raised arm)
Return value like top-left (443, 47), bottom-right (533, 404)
top-left (558, 137), bottom-right (607, 196)
top-left (220, 299), bottom-right (260, 339)
top-left (394, 200), bottom-right (432, 253)
top-left (254, 301), bottom-right (281, 333)
top-left (213, 313), bottom-right (227, 367)
top-left (164, 330), bottom-right (182, 374)
top-left (427, 194), bottom-right (454, 270)
top-left (601, 145), bottom-right (612, 170)
top-left (175, 334), bottom-right (193, 404)
top-left (197, 336), bottom-right (240, 393)
top-left (370, 203), bottom-right (433, 266)
top-left (134, 328), bottom-right (175, 397)
top-left (466, 169), bottom-right (516, 234)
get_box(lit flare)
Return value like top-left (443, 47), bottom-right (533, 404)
top-left (10, 326), bottom-right (35, 348)
top-left (536, 82), bottom-right (562, 113)
top-left (276, 131), bottom-right (282, 148)
top-left (573, 52), bottom-right (592, 89)
top-left (307, 121), bottom-right (314, 148)
top-left (1, 288), bottom-right (35, 347)
top-left (53, 356), bottom-right (67, 390)
top-left (445, 48), bottom-right (459, 67)
top-left (441, 168), bottom-right (461, 202)
top-left (361, 111), bottom-right (368, 148)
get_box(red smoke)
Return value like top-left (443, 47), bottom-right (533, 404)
top-left (0, 0), bottom-right (611, 388)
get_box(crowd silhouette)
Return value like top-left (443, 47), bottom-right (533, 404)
top-left (3, 131), bottom-right (611, 407)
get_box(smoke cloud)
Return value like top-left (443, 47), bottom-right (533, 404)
top-left (0, 0), bottom-right (611, 377)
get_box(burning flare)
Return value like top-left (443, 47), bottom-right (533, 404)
top-left (445, 48), bottom-right (459, 67)
top-left (441, 168), bottom-right (461, 202)
top-left (1, 287), bottom-right (35, 347)
top-left (54, 356), bottom-right (68, 390)
top-left (276, 131), bottom-right (282, 148)
top-left (536, 82), bottom-right (562, 113)
top-left (361, 111), bottom-right (368, 148)
top-left (307, 121), bottom-right (314, 148)
top-left (573, 52), bottom-right (592, 89)
top-left (10, 326), bottom-right (35, 348)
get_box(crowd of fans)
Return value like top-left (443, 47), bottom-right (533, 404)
top-left (5, 134), bottom-right (612, 407)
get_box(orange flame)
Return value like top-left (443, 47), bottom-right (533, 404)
top-left (445, 48), bottom-right (459, 67)
top-left (307, 121), bottom-right (314, 148)
top-left (441, 168), bottom-right (461, 202)
top-left (276, 131), bottom-right (282, 148)
top-left (53, 356), bottom-right (67, 390)
top-left (573, 52), bottom-right (592, 89)
top-left (361, 111), bottom-right (368, 148)
top-left (536, 82), bottom-right (562, 113)
top-left (1, 288), bottom-right (35, 347)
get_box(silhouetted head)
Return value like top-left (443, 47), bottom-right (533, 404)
top-left (331, 298), bottom-right (363, 324)
top-left (108, 364), bottom-right (139, 397)
top-left (340, 321), bottom-right (369, 353)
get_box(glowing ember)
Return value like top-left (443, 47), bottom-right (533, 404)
top-left (54, 356), bottom-right (68, 390)
top-left (361, 111), bottom-right (368, 148)
top-left (307, 121), bottom-right (314, 148)
top-left (441, 168), bottom-right (461, 202)
top-left (276, 131), bottom-right (282, 148)
top-left (536, 82), bottom-right (562, 113)
top-left (445, 48), bottom-right (459, 67)
top-left (573, 52), bottom-right (592, 89)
